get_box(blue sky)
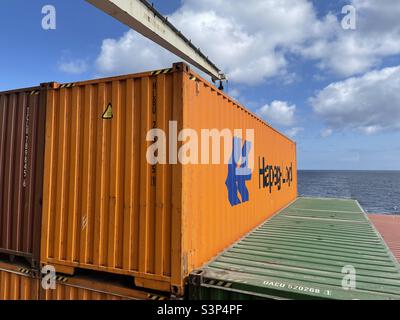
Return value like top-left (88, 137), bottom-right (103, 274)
top-left (1, 0), bottom-right (400, 170)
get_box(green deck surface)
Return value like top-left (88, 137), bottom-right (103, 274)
top-left (189, 198), bottom-right (400, 300)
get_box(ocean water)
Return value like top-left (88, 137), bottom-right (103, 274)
top-left (298, 170), bottom-right (400, 215)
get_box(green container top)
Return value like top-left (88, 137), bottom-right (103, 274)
top-left (191, 198), bottom-right (400, 300)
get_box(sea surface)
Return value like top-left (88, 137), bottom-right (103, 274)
top-left (298, 170), bottom-right (400, 215)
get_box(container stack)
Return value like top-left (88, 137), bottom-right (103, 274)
top-left (0, 259), bottom-right (40, 300)
top-left (39, 272), bottom-right (168, 300)
top-left (0, 63), bottom-right (298, 300)
top-left (0, 87), bottom-right (44, 300)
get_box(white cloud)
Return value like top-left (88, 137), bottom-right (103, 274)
top-left (95, 0), bottom-right (326, 83)
top-left (59, 59), bottom-right (88, 74)
top-left (96, 31), bottom-right (176, 75)
top-left (257, 100), bottom-right (296, 127)
top-left (321, 128), bottom-right (333, 138)
top-left (310, 66), bottom-right (400, 134)
top-left (228, 88), bottom-right (240, 100)
top-left (300, 0), bottom-right (400, 76)
top-left (361, 125), bottom-right (382, 135)
top-left (94, 1), bottom-right (400, 82)
top-left (286, 127), bottom-right (304, 138)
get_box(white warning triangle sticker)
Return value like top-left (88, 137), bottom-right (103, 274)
top-left (102, 103), bottom-right (113, 119)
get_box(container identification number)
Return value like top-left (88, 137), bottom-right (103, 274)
top-left (263, 280), bottom-right (330, 296)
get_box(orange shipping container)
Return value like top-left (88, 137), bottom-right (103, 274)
top-left (40, 273), bottom-right (168, 300)
top-left (40, 63), bottom-right (297, 295)
top-left (0, 260), bottom-right (39, 300)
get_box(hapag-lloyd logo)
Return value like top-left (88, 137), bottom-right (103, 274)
top-left (146, 122), bottom-right (293, 206)
top-left (226, 137), bottom-right (252, 207)
top-left (146, 122), bottom-right (255, 206)
top-left (225, 139), bottom-right (295, 207)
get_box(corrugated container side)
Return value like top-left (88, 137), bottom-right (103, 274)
top-left (182, 69), bottom-right (297, 277)
top-left (40, 274), bottom-right (168, 300)
top-left (0, 260), bottom-right (39, 300)
top-left (42, 285), bottom-right (128, 300)
top-left (40, 63), bottom-right (297, 295)
top-left (189, 198), bottom-right (400, 300)
top-left (369, 214), bottom-right (400, 262)
top-left (0, 87), bottom-right (46, 266)
top-left (40, 67), bottom-right (182, 293)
